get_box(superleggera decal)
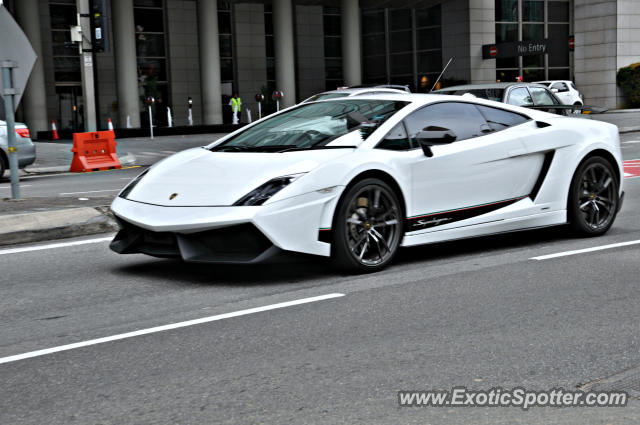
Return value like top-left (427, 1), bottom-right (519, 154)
top-left (407, 195), bottom-right (528, 231)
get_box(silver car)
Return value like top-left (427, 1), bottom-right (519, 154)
top-left (302, 87), bottom-right (410, 103)
top-left (0, 120), bottom-right (36, 178)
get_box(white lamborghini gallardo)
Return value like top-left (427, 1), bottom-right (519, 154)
top-left (110, 94), bottom-right (624, 272)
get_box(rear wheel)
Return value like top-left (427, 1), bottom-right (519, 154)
top-left (332, 178), bottom-right (403, 272)
top-left (568, 156), bottom-right (619, 235)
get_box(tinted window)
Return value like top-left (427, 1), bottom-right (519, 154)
top-left (475, 105), bottom-right (529, 131)
top-left (404, 102), bottom-right (490, 143)
top-left (508, 87), bottom-right (533, 106)
top-left (529, 87), bottom-right (558, 105)
top-left (377, 122), bottom-right (412, 150)
top-left (551, 82), bottom-right (569, 92)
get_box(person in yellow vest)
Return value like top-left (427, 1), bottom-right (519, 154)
top-left (229, 92), bottom-right (242, 123)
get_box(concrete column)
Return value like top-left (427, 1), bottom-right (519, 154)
top-left (14, 0), bottom-right (48, 134)
top-left (198, 0), bottom-right (223, 124)
top-left (112, 0), bottom-right (140, 128)
top-left (341, 0), bottom-right (361, 86)
top-left (273, 0), bottom-right (296, 107)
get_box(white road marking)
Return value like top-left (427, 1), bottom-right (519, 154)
top-left (0, 236), bottom-right (113, 256)
top-left (139, 151), bottom-right (166, 157)
top-left (161, 150), bottom-right (176, 154)
top-left (0, 185), bottom-right (32, 189)
top-left (622, 140), bottom-right (640, 144)
top-left (0, 293), bottom-right (345, 365)
top-left (59, 189), bottom-right (121, 195)
top-left (531, 240), bottom-right (640, 261)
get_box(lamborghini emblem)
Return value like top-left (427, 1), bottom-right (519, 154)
top-left (169, 193), bottom-right (178, 200)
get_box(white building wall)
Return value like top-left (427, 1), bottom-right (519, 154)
top-left (295, 5), bottom-right (325, 100)
top-left (167, 0), bottom-right (202, 126)
top-left (234, 3), bottom-right (268, 119)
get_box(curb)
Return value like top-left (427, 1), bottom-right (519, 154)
top-left (22, 152), bottom-right (137, 175)
top-left (619, 126), bottom-right (640, 134)
top-left (0, 206), bottom-right (118, 247)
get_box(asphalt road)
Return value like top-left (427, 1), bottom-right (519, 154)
top-left (1, 149), bottom-right (640, 422)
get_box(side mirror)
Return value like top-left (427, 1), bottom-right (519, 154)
top-left (415, 126), bottom-right (457, 157)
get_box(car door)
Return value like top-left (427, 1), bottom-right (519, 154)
top-left (407, 102), bottom-right (543, 232)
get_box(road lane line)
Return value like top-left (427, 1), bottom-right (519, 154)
top-left (531, 240), bottom-right (640, 261)
top-left (0, 293), bottom-right (345, 365)
top-left (0, 184), bottom-right (32, 188)
top-left (59, 189), bottom-right (121, 195)
top-left (0, 237), bottom-right (113, 256)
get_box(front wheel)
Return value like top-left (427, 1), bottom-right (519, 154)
top-left (331, 178), bottom-right (403, 272)
top-left (568, 156), bottom-right (619, 236)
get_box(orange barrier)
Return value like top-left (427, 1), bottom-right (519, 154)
top-left (70, 131), bottom-right (122, 172)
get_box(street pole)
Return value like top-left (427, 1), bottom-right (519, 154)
top-left (76, 0), bottom-right (97, 131)
top-left (1, 61), bottom-right (21, 199)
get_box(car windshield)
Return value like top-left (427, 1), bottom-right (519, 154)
top-left (438, 88), bottom-right (505, 102)
top-left (306, 92), bottom-right (351, 102)
top-left (211, 100), bottom-right (409, 152)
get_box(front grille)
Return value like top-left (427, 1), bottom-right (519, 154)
top-left (110, 218), bottom-right (275, 263)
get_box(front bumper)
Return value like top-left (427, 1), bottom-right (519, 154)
top-left (109, 188), bottom-right (343, 263)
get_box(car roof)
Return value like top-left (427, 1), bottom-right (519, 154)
top-left (319, 87), bottom-right (409, 95)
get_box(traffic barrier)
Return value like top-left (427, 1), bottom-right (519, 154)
top-left (70, 131), bottom-right (122, 172)
top-left (51, 120), bottom-right (59, 140)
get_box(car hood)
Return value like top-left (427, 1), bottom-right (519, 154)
top-left (124, 147), bottom-right (353, 206)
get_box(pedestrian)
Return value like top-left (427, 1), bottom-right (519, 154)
top-left (229, 92), bottom-right (242, 124)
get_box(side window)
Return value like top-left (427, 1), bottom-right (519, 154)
top-left (475, 105), bottom-right (529, 132)
top-left (404, 102), bottom-right (491, 143)
top-left (377, 122), bottom-right (412, 150)
top-left (529, 87), bottom-right (558, 105)
top-left (552, 82), bottom-right (569, 92)
top-left (507, 88), bottom-right (534, 107)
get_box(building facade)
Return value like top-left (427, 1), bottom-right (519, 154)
top-left (4, 0), bottom-right (639, 135)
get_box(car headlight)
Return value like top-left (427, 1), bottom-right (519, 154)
top-left (118, 169), bottom-right (149, 199)
top-left (233, 173), bottom-right (306, 206)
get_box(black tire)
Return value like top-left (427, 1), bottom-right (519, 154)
top-left (568, 156), bottom-right (619, 236)
top-left (331, 178), bottom-right (403, 272)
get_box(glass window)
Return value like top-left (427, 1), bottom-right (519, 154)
top-left (389, 9), bottom-right (411, 31)
top-left (53, 57), bottom-right (81, 82)
top-left (548, 24), bottom-right (570, 67)
top-left (507, 87), bottom-right (534, 106)
top-left (362, 10), bottom-right (385, 34)
top-left (377, 122), bottom-right (412, 150)
top-left (49, 4), bottom-right (77, 29)
top-left (548, 1), bottom-right (570, 22)
top-left (134, 8), bottom-right (164, 33)
top-left (551, 82), bottom-right (569, 92)
top-left (475, 105), bottom-right (529, 131)
top-left (390, 31), bottom-right (412, 53)
top-left (548, 68), bottom-right (570, 80)
top-left (416, 27), bottom-right (441, 51)
top-left (136, 33), bottom-right (165, 57)
top-left (417, 51), bottom-right (442, 74)
top-left (416, 5), bottom-right (440, 27)
top-left (363, 34), bottom-right (386, 55)
top-left (523, 0), bottom-right (544, 22)
top-left (522, 23), bottom-right (544, 41)
top-left (529, 87), bottom-right (558, 105)
top-left (363, 56), bottom-right (386, 79)
top-left (324, 37), bottom-right (342, 57)
top-left (213, 100), bottom-right (409, 151)
top-left (404, 102), bottom-right (490, 143)
top-left (323, 14), bottom-right (341, 36)
top-left (495, 0), bottom-right (518, 22)
top-left (390, 53), bottom-right (412, 75)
